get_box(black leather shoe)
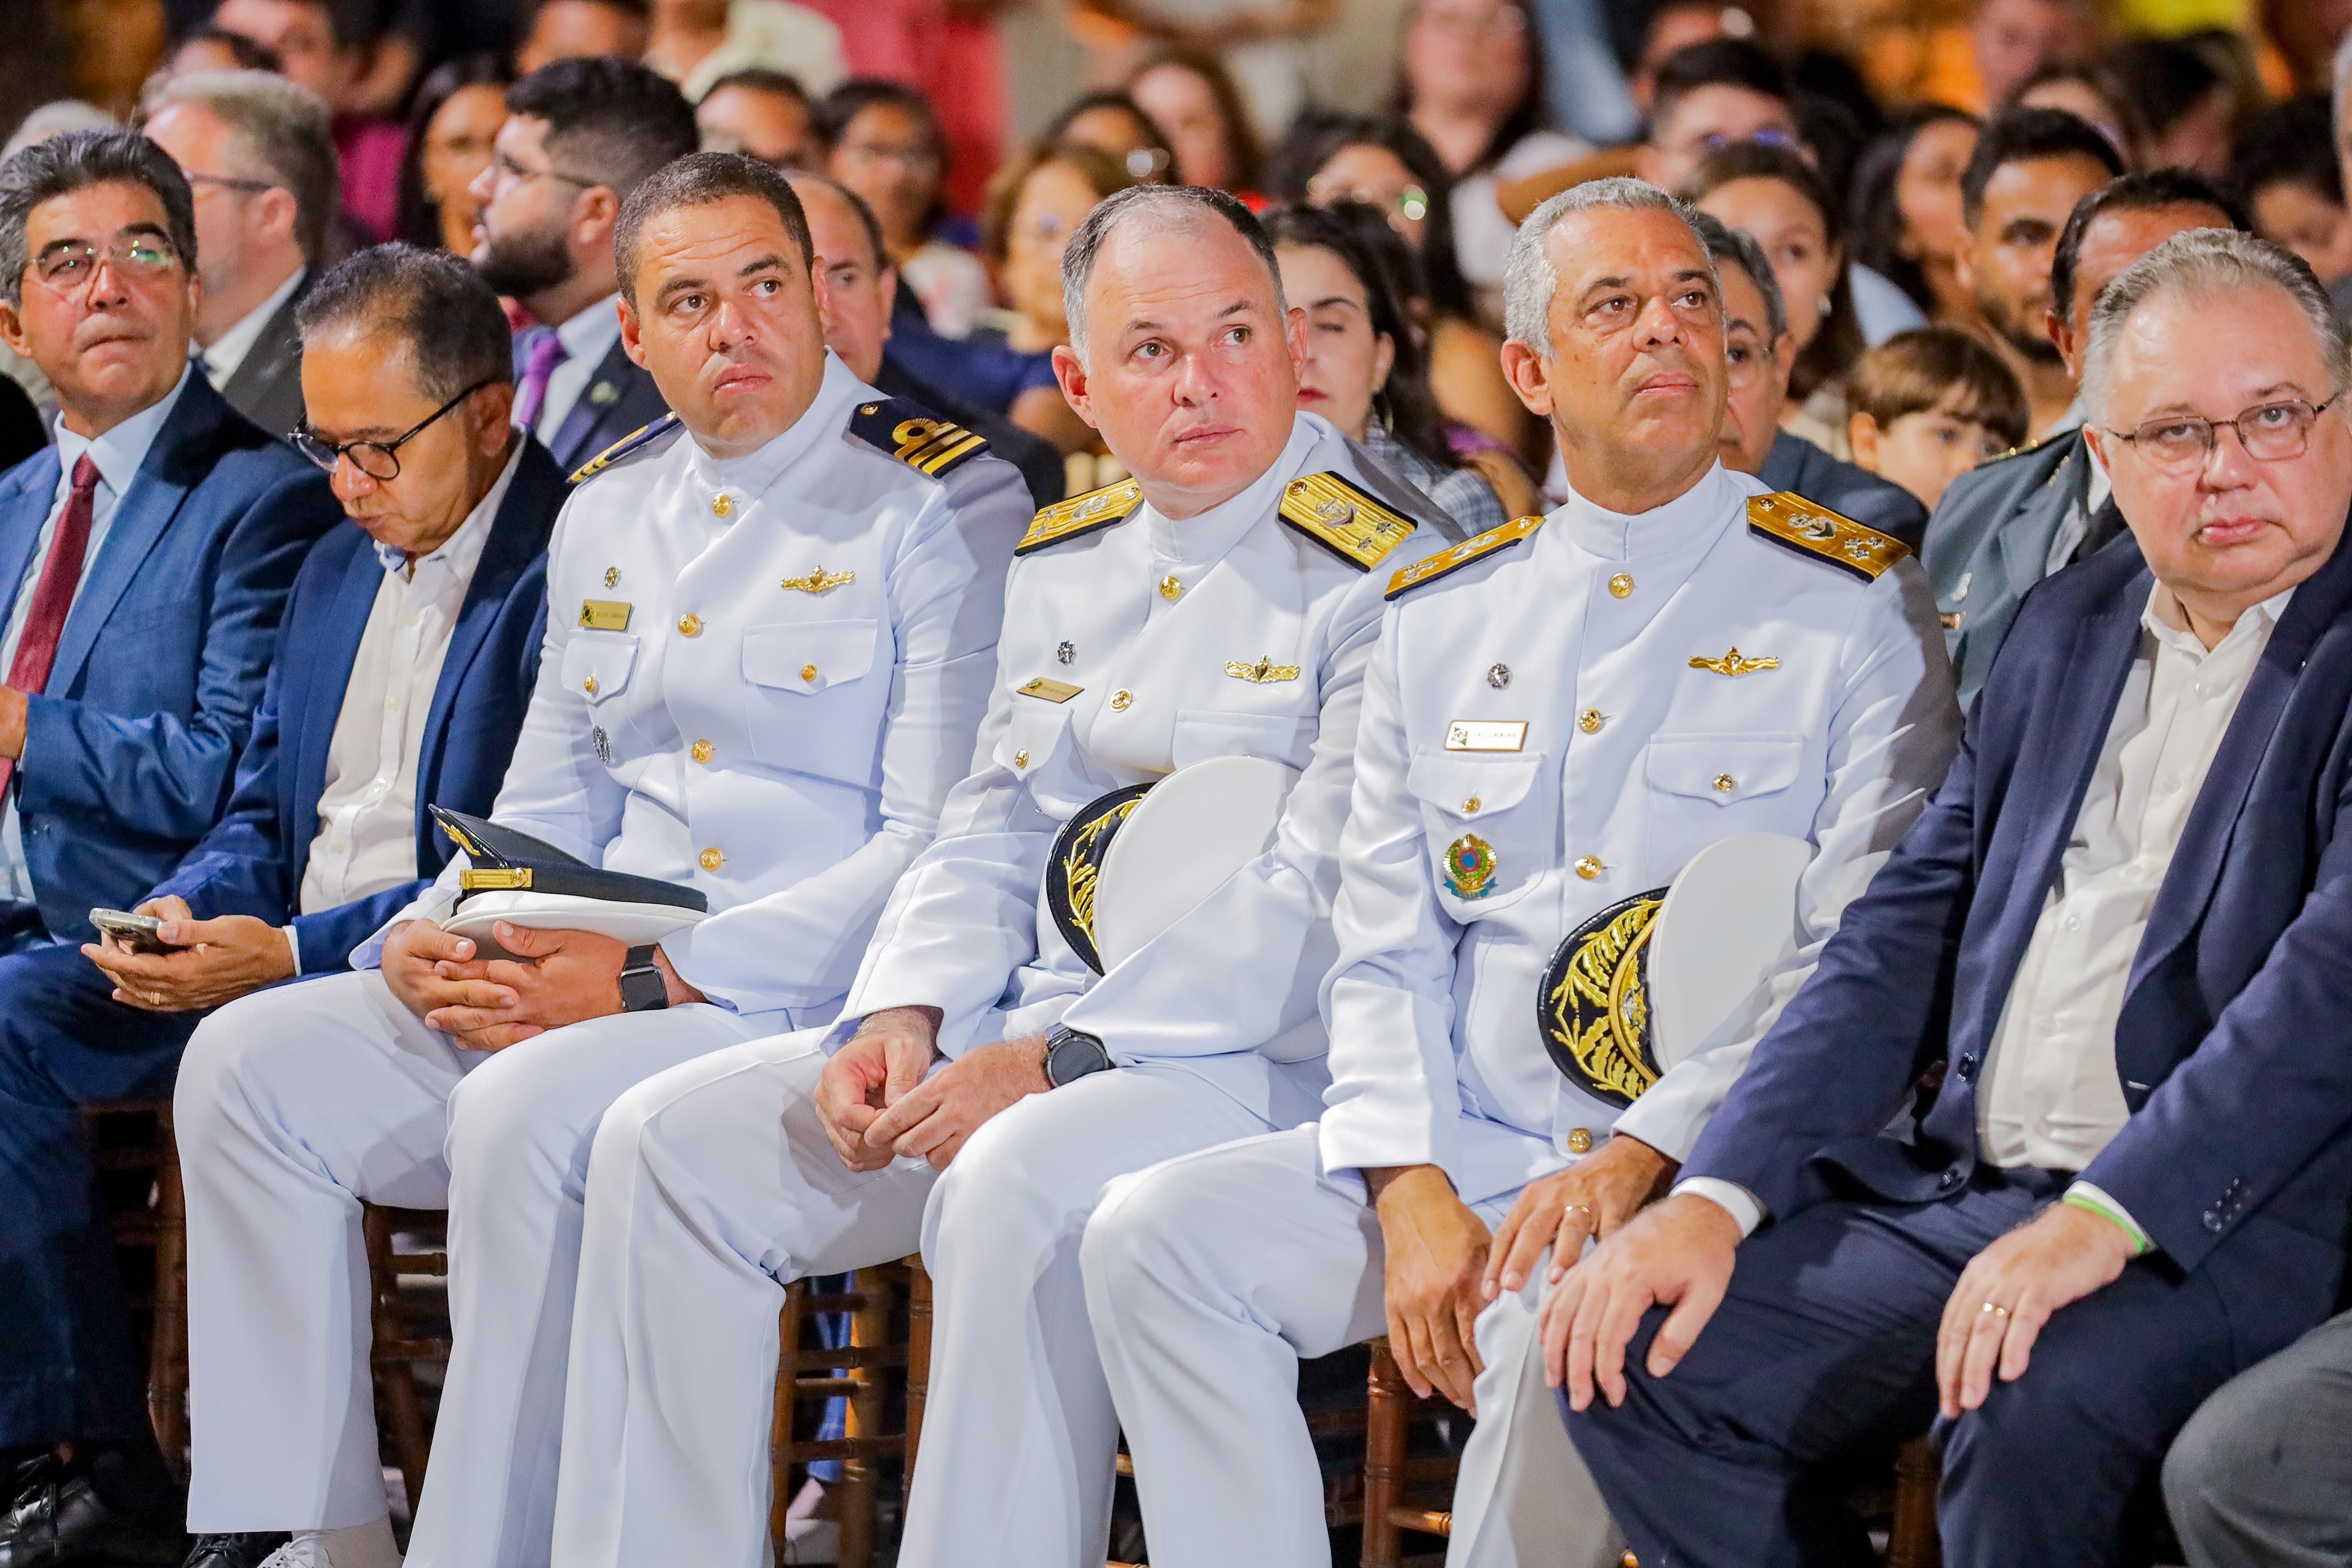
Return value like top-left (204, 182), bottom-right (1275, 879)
top-left (0, 1459), bottom-right (184, 1568)
top-left (180, 1535), bottom-right (290, 1568)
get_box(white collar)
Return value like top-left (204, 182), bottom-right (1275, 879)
top-left (54, 365), bottom-right (194, 499)
top-left (684, 348), bottom-right (856, 500)
top-left (1546, 460), bottom-right (1746, 563)
top-left (2143, 578), bottom-right (2295, 660)
top-left (372, 431), bottom-right (525, 579)
top-left (202, 265), bottom-right (306, 387)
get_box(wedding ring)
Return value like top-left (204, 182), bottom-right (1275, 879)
top-left (1563, 1203), bottom-right (1593, 1218)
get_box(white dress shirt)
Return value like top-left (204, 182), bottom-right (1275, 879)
top-left (534, 295), bottom-right (624, 448)
top-left (1983, 582), bottom-right (2289, 1157)
top-left (200, 266), bottom-right (306, 388)
top-left (288, 438), bottom-right (524, 971)
top-left (0, 369), bottom-right (193, 903)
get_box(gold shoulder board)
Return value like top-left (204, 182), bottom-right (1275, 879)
top-left (1278, 471), bottom-right (1416, 570)
top-left (568, 413), bottom-right (680, 486)
top-left (849, 397), bottom-right (989, 478)
top-left (1017, 477), bottom-right (1142, 556)
top-left (1746, 492), bottom-right (1909, 582)
top-left (1385, 514), bottom-right (1544, 600)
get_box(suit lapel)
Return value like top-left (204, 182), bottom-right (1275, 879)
top-left (550, 336), bottom-right (634, 470)
top-left (47, 383), bottom-right (232, 693)
top-left (293, 538), bottom-right (386, 866)
top-left (1991, 439), bottom-right (2085, 603)
top-left (0, 451), bottom-right (62, 630)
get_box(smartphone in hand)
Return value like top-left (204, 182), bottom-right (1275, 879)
top-left (89, 908), bottom-right (181, 954)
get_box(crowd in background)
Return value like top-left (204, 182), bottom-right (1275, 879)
top-left (5, 0), bottom-right (2352, 534)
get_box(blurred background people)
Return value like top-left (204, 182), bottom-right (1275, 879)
top-left (514, 0), bottom-right (650, 75)
top-left (1844, 326), bottom-right (2027, 515)
top-left (820, 79), bottom-right (987, 336)
top-left (469, 56), bottom-right (694, 473)
top-left (1263, 200), bottom-right (1509, 531)
top-left (1125, 47), bottom-right (1260, 198)
top-left (2232, 93), bottom-right (2352, 295)
top-left (397, 53), bottom-right (512, 250)
top-left (1848, 104), bottom-right (1981, 326)
top-left (643, 0), bottom-right (844, 103)
top-left (1039, 90), bottom-right (1177, 184)
top-left (696, 66), bottom-right (819, 167)
top-left (141, 67), bottom-right (340, 437)
top-left (208, 0), bottom-right (404, 240)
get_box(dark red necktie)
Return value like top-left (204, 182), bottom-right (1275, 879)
top-left (0, 454), bottom-right (100, 794)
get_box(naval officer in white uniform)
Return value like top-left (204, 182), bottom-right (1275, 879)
top-left (1077, 177), bottom-right (1962, 1568)
top-left (544, 184), bottom-right (1455, 1568)
top-left (170, 153), bottom-right (1028, 1568)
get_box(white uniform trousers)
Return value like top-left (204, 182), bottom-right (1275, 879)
top-left (548, 1030), bottom-right (940, 1568)
top-left (1442, 1270), bottom-right (1625, 1568)
top-left (897, 1063), bottom-right (1275, 1568)
top-left (173, 969), bottom-right (772, 1565)
top-left (1083, 1127), bottom-right (1620, 1568)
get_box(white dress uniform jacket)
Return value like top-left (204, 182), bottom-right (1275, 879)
top-left (171, 352), bottom-right (1028, 1568)
top-left (1079, 462), bottom-right (1960, 1568)
top-left (544, 412), bottom-right (1456, 1568)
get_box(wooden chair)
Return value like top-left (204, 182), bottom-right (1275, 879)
top-left (1357, 1339), bottom-right (1943, 1568)
top-left (361, 1206), bottom-right (452, 1517)
top-left (83, 1099), bottom-right (188, 1475)
top-left (769, 1260), bottom-right (924, 1568)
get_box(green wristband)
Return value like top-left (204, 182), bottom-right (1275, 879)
top-left (2063, 1190), bottom-right (2151, 1255)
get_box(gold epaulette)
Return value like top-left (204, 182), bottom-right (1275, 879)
top-left (1385, 514), bottom-right (1544, 600)
top-left (849, 397), bottom-right (989, 478)
top-left (1016, 478), bottom-right (1142, 556)
top-left (568, 413), bottom-right (680, 485)
top-left (1277, 471), bottom-right (1416, 570)
top-left (1746, 492), bottom-right (1909, 582)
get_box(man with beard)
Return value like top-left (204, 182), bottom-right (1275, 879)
top-left (468, 58), bottom-right (693, 479)
top-left (1953, 109), bottom-right (2120, 445)
top-left (1927, 168), bottom-right (2246, 705)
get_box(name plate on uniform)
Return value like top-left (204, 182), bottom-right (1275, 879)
top-left (1445, 720), bottom-right (1528, 752)
top-left (1018, 676), bottom-right (1083, 703)
top-left (579, 599), bottom-right (633, 631)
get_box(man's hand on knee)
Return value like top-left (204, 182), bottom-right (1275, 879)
top-left (1545, 1192), bottom-right (1739, 1411)
top-left (818, 1007), bottom-right (943, 1172)
top-left (1934, 1201), bottom-right (2132, 1419)
top-left (863, 1032), bottom-right (1048, 1172)
top-left (1485, 1132), bottom-right (1677, 1302)
top-left (1369, 1163), bottom-right (1491, 1414)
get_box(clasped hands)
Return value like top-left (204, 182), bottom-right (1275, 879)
top-left (1539, 1184), bottom-right (2136, 1420)
top-left (812, 1005), bottom-right (1050, 1172)
top-left (379, 917), bottom-right (703, 1050)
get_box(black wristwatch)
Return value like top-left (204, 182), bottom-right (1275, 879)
top-left (619, 944), bottom-right (670, 1012)
top-left (1044, 1024), bottom-right (1113, 1087)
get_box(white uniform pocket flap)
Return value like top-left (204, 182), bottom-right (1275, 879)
top-left (561, 630), bottom-right (637, 707)
top-left (1644, 733), bottom-right (1804, 805)
top-left (998, 698), bottom-right (1076, 780)
top-left (742, 618), bottom-right (881, 695)
top-left (1404, 750), bottom-right (1543, 820)
top-left (1171, 709), bottom-right (1316, 770)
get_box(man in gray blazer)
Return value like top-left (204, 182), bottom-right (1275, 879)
top-left (141, 70), bottom-right (339, 443)
top-left (1924, 169), bottom-right (2246, 706)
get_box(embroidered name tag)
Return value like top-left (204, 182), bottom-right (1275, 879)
top-left (579, 600), bottom-right (632, 631)
top-left (1445, 720), bottom-right (1528, 752)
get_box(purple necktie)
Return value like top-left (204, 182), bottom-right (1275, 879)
top-left (514, 328), bottom-right (569, 432)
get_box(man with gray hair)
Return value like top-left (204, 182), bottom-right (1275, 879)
top-left (141, 68), bottom-right (339, 439)
top-left (1558, 227), bottom-right (2352, 1568)
top-left (1079, 175), bottom-right (1955, 1568)
top-left (541, 180), bottom-right (1456, 1568)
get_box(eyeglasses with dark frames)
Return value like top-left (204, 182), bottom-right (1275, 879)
top-left (2101, 390), bottom-right (2346, 474)
top-left (291, 379), bottom-right (496, 482)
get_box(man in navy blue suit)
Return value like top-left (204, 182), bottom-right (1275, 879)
top-left (1553, 229), bottom-right (2352, 1568)
top-left (0, 242), bottom-right (556, 1567)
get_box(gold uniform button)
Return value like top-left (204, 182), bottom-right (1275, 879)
top-left (1579, 708), bottom-right (1604, 734)
top-left (698, 847), bottom-right (723, 872)
top-left (1159, 574), bottom-right (1183, 601)
top-left (677, 613), bottom-right (703, 637)
top-left (1575, 855), bottom-right (1604, 880)
top-left (690, 739), bottom-right (714, 764)
top-left (711, 493), bottom-right (733, 518)
top-left (1567, 1127), bottom-right (1594, 1155)
top-left (1462, 795), bottom-right (1481, 814)
top-left (1607, 573), bottom-right (1635, 599)
top-left (801, 663), bottom-right (819, 683)
top-left (1713, 773), bottom-right (1736, 793)
top-left (1013, 747), bottom-right (1030, 768)
top-left (1110, 689), bottom-right (1133, 711)
top-left (582, 674), bottom-right (598, 695)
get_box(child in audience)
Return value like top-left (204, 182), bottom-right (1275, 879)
top-left (1845, 327), bottom-right (2027, 516)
